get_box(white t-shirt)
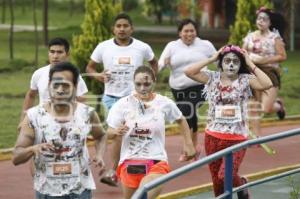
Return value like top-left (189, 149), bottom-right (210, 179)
top-left (158, 38), bottom-right (216, 90)
top-left (107, 93), bottom-right (182, 163)
top-left (90, 38), bottom-right (155, 97)
top-left (27, 103), bottom-right (96, 196)
top-left (30, 65), bottom-right (88, 104)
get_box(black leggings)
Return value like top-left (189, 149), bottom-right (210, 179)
top-left (171, 85), bottom-right (205, 132)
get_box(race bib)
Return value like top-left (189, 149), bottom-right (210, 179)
top-left (215, 105), bottom-right (242, 123)
top-left (46, 161), bottom-right (80, 177)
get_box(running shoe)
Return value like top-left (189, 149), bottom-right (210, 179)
top-left (100, 169), bottom-right (118, 187)
top-left (237, 177), bottom-right (250, 199)
top-left (276, 98), bottom-right (286, 120)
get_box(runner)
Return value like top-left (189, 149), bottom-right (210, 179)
top-left (159, 18), bottom-right (216, 161)
top-left (107, 66), bottom-right (195, 199)
top-left (86, 13), bottom-right (158, 186)
top-left (12, 62), bottom-right (106, 199)
top-left (243, 7), bottom-right (287, 136)
top-left (185, 45), bottom-right (272, 198)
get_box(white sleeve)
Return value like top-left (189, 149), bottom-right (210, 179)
top-left (30, 70), bottom-right (39, 90)
top-left (144, 43), bottom-right (155, 62)
top-left (106, 100), bottom-right (125, 129)
top-left (90, 43), bottom-right (103, 63)
top-left (163, 97), bottom-right (182, 123)
top-left (76, 75), bottom-right (88, 96)
top-left (206, 41), bottom-right (217, 58)
top-left (158, 43), bottom-right (171, 71)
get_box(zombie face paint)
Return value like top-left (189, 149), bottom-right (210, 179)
top-left (256, 12), bottom-right (271, 31)
top-left (222, 52), bottom-right (241, 78)
top-left (134, 72), bottom-right (154, 99)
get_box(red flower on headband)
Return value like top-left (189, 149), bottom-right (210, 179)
top-left (222, 45), bottom-right (242, 54)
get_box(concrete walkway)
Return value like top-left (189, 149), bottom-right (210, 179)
top-left (0, 124), bottom-right (300, 199)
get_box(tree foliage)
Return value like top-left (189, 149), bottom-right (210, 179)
top-left (72, 0), bottom-right (121, 94)
top-left (229, 0), bottom-right (273, 46)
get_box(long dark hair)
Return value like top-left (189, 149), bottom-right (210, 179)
top-left (257, 7), bottom-right (286, 37)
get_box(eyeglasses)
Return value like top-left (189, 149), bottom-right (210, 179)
top-left (257, 16), bottom-right (270, 22)
top-left (134, 82), bottom-right (152, 87)
top-left (223, 58), bottom-right (240, 65)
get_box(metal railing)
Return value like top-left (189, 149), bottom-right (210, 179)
top-left (131, 128), bottom-right (300, 199)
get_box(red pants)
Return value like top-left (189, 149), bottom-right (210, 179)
top-left (205, 133), bottom-right (246, 196)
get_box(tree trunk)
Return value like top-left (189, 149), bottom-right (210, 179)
top-left (43, 0), bottom-right (48, 46)
top-left (32, 0), bottom-right (38, 67)
top-left (9, 0), bottom-right (14, 60)
top-left (2, 0), bottom-right (6, 24)
top-left (69, 0), bottom-right (74, 16)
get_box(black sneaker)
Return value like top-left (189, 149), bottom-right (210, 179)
top-left (237, 177), bottom-right (250, 199)
top-left (276, 98), bottom-right (286, 120)
top-left (100, 169), bottom-right (118, 187)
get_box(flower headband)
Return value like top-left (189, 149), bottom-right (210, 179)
top-left (221, 45), bottom-right (242, 54)
top-left (256, 6), bottom-right (272, 15)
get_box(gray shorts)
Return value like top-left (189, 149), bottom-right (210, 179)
top-left (35, 189), bottom-right (91, 199)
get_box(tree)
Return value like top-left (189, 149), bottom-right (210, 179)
top-left (32, 0), bottom-right (38, 68)
top-left (229, 0), bottom-right (273, 46)
top-left (72, 0), bottom-right (121, 110)
top-left (1, 0), bottom-right (6, 24)
top-left (8, 0), bottom-right (14, 60)
top-left (144, 0), bottom-right (178, 24)
top-left (43, 0), bottom-right (48, 46)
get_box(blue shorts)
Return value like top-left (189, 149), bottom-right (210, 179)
top-left (102, 94), bottom-right (121, 111)
top-left (35, 189), bottom-right (91, 199)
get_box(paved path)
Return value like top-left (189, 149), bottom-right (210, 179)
top-left (0, 124), bottom-right (299, 199)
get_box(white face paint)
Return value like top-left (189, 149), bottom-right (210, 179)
top-left (256, 12), bottom-right (271, 31)
top-left (134, 72), bottom-right (154, 99)
top-left (222, 52), bottom-right (241, 78)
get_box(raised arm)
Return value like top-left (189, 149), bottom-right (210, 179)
top-left (184, 49), bottom-right (220, 84)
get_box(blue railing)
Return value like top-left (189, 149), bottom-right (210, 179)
top-left (131, 128), bottom-right (300, 199)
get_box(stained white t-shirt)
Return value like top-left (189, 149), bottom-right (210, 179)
top-left (107, 93), bottom-right (182, 163)
top-left (91, 38), bottom-right (155, 97)
top-left (27, 103), bottom-right (96, 196)
top-left (158, 38), bottom-right (216, 90)
top-left (30, 65), bottom-right (88, 104)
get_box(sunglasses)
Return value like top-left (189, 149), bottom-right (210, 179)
top-left (134, 82), bottom-right (152, 87)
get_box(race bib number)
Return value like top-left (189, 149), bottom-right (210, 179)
top-left (46, 161), bottom-right (80, 177)
top-left (215, 105), bottom-right (242, 123)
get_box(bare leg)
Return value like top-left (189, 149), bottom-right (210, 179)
top-left (121, 185), bottom-right (137, 199)
top-left (140, 174), bottom-right (164, 199)
top-left (261, 87), bottom-right (279, 114)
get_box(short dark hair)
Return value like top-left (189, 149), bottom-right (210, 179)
top-left (49, 62), bottom-right (80, 86)
top-left (48, 37), bottom-right (70, 53)
top-left (114, 13), bottom-right (133, 26)
top-left (177, 18), bottom-right (199, 36)
top-left (134, 66), bottom-right (156, 82)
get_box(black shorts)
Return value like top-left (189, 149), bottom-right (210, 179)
top-left (171, 84), bottom-right (205, 132)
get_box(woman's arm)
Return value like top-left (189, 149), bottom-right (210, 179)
top-left (184, 49), bottom-right (221, 84)
top-left (176, 117), bottom-right (196, 160)
top-left (242, 50), bottom-right (273, 90)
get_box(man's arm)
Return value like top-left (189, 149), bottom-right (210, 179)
top-left (90, 110), bottom-right (107, 169)
top-left (13, 116), bottom-right (53, 165)
top-left (86, 60), bottom-right (110, 83)
top-left (18, 89), bottom-right (38, 129)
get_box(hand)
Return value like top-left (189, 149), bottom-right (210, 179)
top-left (31, 143), bottom-right (55, 156)
top-left (97, 69), bottom-right (111, 83)
top-left (114, 124), bottom-right (129, 136)
top-left (210, 47), bottom-right (225, 62)
top-left (93, 156), bottom-right (106, 176)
